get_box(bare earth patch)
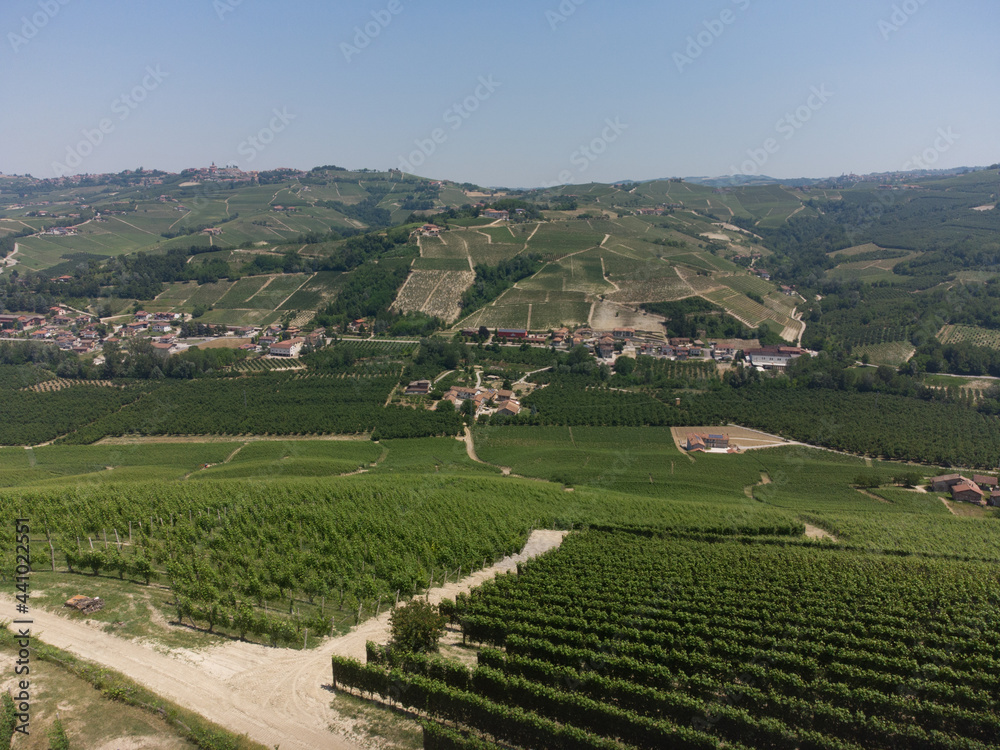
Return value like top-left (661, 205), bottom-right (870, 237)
top-left (804, 523), bottom-right (838, 542)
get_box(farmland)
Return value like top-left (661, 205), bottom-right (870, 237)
top-left (392, 269), bottom-right (476, 322)
top-left (938, 324), bottom-right (1000, 350)
top-left (4, 408), bottom-right (1000, 749)
top-left (853, 341), bottom-right (916, 367)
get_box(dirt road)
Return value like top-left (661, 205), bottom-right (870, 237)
top-left (4, 530), bottom-right (567, 749)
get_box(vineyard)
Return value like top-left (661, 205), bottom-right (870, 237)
top-left (938, 324), bottom-right (1000, 350)
top-left (0, 473), bottom-right (582, 647)
top-left (392, 269), bottom-right (476, 322)
top-left (23, 378), bottom-right (121, 392)
top-left (334, 528), bottom-right (1000, 749)
top-left (235, 358), bottom-right (305, 372)
top-left (60, 371), bottom-right (459, 444)
top-left (851, 341), bottom-right (916, 367)
top-left (842, 326), bottom-right (911, 349)
top-left (703, 288), bottom-right (794, 331)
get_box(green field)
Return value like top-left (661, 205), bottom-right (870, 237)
top-left (853, 341), bottom-right (916, 366)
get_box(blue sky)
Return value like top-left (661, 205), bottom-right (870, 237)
top-left (2, 0), bottom-right (997, 185)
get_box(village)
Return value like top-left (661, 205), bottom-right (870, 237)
top-left (1, 303), bottom-right (808, 377)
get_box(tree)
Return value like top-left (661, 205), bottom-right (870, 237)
top-left (614, 356), bottom-right (635, 376)
top-left (389, 599), bottom-right (447, 654)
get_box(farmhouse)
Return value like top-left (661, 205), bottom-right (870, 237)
top-left (306, 328), bottom-right (326, 347)
top-left (483, 209), bottom-right (509, 220)
top-left (686, 433), bottom-right (730, 452)
top-left (990, 490), bottom-right (1000, 508)
top-left (0, 314), bottom-right (20, 330)
top-left (612, 327), bottom-right (635, 340)
top-left (269, 337), bottom-right (304, 358)
top-left (951, 481), bottom-right (986, 506)
top-left (746, 346), bottom-right (804, 370)
top-left (972, 474), bottom-right (998, 490)
top-left (930, 474), bottom-right (965, 493)
top-left (495, 389), bottom-right (515, 403)
top-left (405, 380), bottom-right (432, 395)
top-left (497, 402), bottom-right (522, 417)
top-left (686, 434), bottom-right (707, 452)
top-left (497, 329), bottom-right (528, 340)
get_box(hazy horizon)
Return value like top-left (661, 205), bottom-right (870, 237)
top-left (3, 0), bottom-right (998, 185)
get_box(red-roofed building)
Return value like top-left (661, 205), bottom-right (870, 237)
top-left (497, 401), bottom-right (522, 417)
top-left (930, 474), bottom-right (965, 493)
top-left (686, 434), bottom-right (706, 452)
top-left (951, 481), bottom-right (986, 506)
top-left (269, 337), bottom-right (304, 357)
top-left (973, 474), bottom-right (998, 490)
top-left (951, 479), bottom-right (986, 505)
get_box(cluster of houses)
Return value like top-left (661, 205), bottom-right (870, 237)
top-left (635, 204), bottom-right (682, 216)
top-left (930, 474), bottom-right (1000, 507)
top-left (405, 380), bottom-right (523, 417)
top-left (459, 325), bottom-right (805, 367)
top-left (1, 308), bottom-right (100, 355)
top-left (1, 305), bottom-right (330, 361)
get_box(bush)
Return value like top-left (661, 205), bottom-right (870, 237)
top-left (48, 717), bottom-right (70, 750)
top-left (389, 600), bottom-right (447, 654)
